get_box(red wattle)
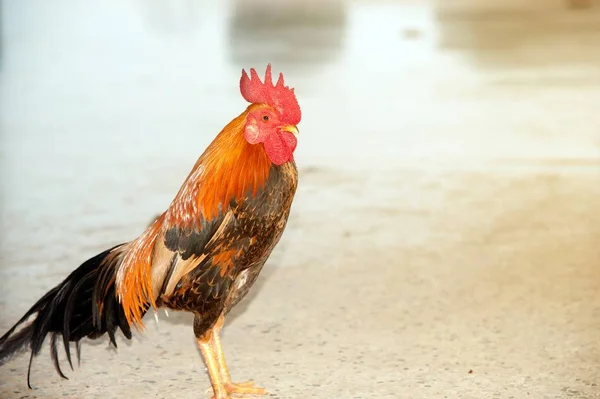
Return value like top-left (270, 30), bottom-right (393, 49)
top-left (263, 131), bottom-right (297, 165)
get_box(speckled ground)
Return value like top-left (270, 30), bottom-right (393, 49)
top-left (1, 0), bottom-right (600, 398)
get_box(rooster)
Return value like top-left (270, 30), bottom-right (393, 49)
top-left (0, 64), bottom-right (301, 399)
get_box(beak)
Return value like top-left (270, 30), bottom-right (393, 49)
top-left (280, 125), bottom-right (299, 137)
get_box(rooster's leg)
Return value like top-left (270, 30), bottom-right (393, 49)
top-left (197, 333), bottom-right (230, 399)
top-left (211, 316), bottom-right (267, 395)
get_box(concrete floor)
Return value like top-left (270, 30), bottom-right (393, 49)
top-left (1, 0), bottom-right (600, 398)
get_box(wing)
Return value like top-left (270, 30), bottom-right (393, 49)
top-left (117, 196), bottom-right (253, 329)
top-left (150, 206), bottom-right (254, 310)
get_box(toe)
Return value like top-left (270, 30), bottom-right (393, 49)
top-left (225, 381), bottom-right (267, 395)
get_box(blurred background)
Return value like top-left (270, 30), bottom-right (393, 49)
top-left (1, 0), bottom-right (599, 398)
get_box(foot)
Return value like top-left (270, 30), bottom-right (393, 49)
top-left (225, 381), bottom-right (267, 395)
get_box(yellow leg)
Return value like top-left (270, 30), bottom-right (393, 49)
top-left (211, 316), bottom-right (267, 396)
top-left (197, 333), bottom-right (230, 399)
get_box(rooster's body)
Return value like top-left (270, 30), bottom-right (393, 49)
top-left (0, 64), bottom-right (302, 399)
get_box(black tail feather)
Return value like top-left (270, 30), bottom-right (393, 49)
top-left (0, 322), bottom-right (34, 365)
top-left (75, 340), bottom-right (81, 367)
top-left (0, 244), bottom-right (148, 388)
top-left (50, 333), bottom-right (68, 380)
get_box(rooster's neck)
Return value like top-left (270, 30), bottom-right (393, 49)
top-left (167, 109), bottom-right (273, 227)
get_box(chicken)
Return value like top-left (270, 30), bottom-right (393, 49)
top-left (0, 64), bottom-right (301, 399)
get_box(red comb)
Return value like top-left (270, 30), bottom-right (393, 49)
top-left (240, 64), bottom-right (301, 125)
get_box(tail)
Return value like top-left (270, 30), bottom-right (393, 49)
top-left (0, 244), bottom-right (150, 388)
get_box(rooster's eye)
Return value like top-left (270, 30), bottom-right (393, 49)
top-left (262, 115), bottom-right (269, 121)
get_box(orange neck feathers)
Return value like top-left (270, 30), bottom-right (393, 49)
top-left (167, 105), bottom-right (272, 227)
